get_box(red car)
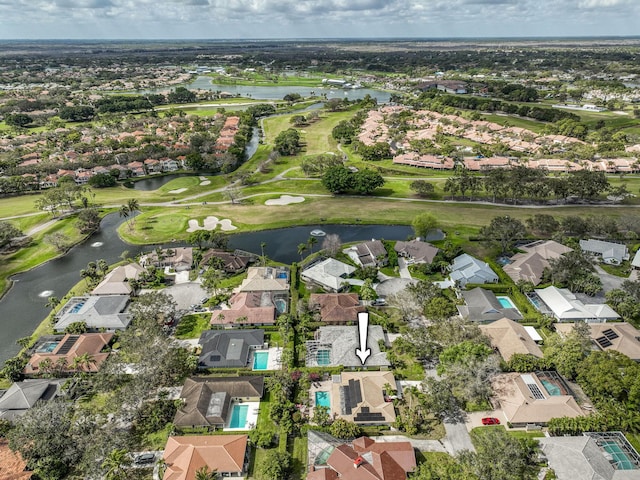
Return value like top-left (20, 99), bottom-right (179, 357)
top-left (481, 417), bottom-right (500, 425)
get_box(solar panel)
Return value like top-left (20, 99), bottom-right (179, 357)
top-left (603, 329), bottom-right (619, 341)
top-left (528, 383), bottom-right (545, 399)
top-left (57, 335), bottom-right (79, 355)
top-left (341, 386), bottom-right (352, 415)
top-left (596, 336), bottom-right (613, 348)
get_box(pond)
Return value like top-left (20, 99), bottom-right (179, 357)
top-left (0, 217), bottom-right (433, 366)
top-left (142, 76), bottom-right (391, 103)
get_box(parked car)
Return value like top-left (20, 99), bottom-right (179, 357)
top-left (481, 417), bottom-right (500, 425)
top-left (134, 452), bottom-right (156, 464)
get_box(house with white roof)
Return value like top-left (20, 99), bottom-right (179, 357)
top-left (534, 286), bottom-right (619, 323)
top-left (449, 253), bottom-right (498, 287)
top-left (579, 239), bottom-right (629, 265)
top-left (301, 258), bottom-right (356, 292)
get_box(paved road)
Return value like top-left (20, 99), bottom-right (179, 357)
top-left (442, 422), bottom-right (476, 455)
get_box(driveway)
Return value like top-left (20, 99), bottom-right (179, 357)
top-left (594, 265), bottom-right (626, 293)
top-left (375, 277), bottom-right (416, 297)
top-left (442, 422), bottom-right (476, 454)
top-left (372, 434), bottom-right (446, 453)
top-left (398, 257), bottom-right (413, 279)
top-left (158, 282), bottom-right (208, 311)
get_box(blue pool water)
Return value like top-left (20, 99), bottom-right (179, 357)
top-left (315, 391), bottom-right (330, 408)
top-left (274, 298), bottom-right (287, 314)
top-left (70, 302), bottom-right (85, 314)
top-left (253, 351), bottom-right (269, 370)
top-left (316, 349), bottom-right (331, 366)
top-left (277, 272), bottom-right (287, 279)
top-left (541, 379), bottom-right (562, 396)
top-left (229, 404), bottom-right (249, 428)
top-left (36, 341), bottom-right (59, 353)
top-left (497, 296), bottom-right (516, 309)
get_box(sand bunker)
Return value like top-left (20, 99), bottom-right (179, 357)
top-left (168, 187), bottom-right (188, 194)
top-left (200, 180), bottom-right (211, 186)
top-left (265, 195), bottom-right (305, 206)
top-left (187, 216), bottom-right (237, 232)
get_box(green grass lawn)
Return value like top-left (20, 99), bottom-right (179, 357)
top-left (175, 313), bottom-right (211, 339)
top-left (291, 436), bottom-right (308, 480)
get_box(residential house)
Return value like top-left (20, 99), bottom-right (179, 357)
top-left (394, 239), bottom-right (439, 265)
top-left (0, 379), bottom-right (65, 421)
top-left (141, 247), bottom-right (194, 272)
top-left (54, 295), bottom-right (131, 332)
top-left (236, 266), bottom-right (289, 293)
top-left (306, 326), bottom-right (390, 368)
top-left (126, 161), bottom-right (146, 177)
top-left (344, 240), bottom-right (387, 268)
top-left (143, 158), bottom-right (162, 173)
top-left (200, 249), bottom-right (252, 274)
top-left (492, 372), bottom-right (586, 427)
top-left (161, 158), bottom-right (180, 171)
top-left (91, 263), bottom-right (144, 296)
top-left (0, 439), bottom-right (31, 480)
top-left (24, 333), bottom-right (114, 376)
top-left (534, 286), bottom-right (619, 322)
top-left (197, 329), bottom-right (265, 369)
top-left (307, 435), bottom-right (416, 480)
top-left (555, 322), bottom-right (640, 361)
top-left (174, 376), bottom-right (264, 430)
top-left (449, 253), bottom-right (498, 287)
top-left (538, 434), bottom-right (640, 480)
top-left (326, 371), bottom-right (397, 425)
top-left (301, 258), bottom-right (356, 292)
top-left (211, 292), bottom-right (279, 327)
top-left (162, 435), bottom-right (248, 479)
top-left (579, 239), bottom-right (629, 265)
top-left (308, 293), bottom-right (365, 324)
top-left (479, 317), bottom-right (543, 361)
top-left (457, 288), bottom-right (523, 323)
top-left (503, 240), bottom-right (572, 285)
top-left (632, 250), bottom-right (640, 270)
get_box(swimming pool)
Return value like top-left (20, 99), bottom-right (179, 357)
top-left (315, 391), bottom-right (331, 408)
top-left (316, 349), bottom-right (331, 366)
top-left (70, 302), bottom-right (85, 314)
top-left (253, 351), bottom-right (269, 370)
top-left (497, 296), bottom-right (516, 309)
top-left (274, 298), bottom-right (287, 314)
top-left (36, 341), bottom-right (59, 353)
top-left (541, 379), bottom-right (562, 396)
top-left (229, 404), bottom-right (249, 429)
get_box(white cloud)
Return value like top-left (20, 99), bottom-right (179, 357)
top-left (0, 0), bottom-right (638, 38)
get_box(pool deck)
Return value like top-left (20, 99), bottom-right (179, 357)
top-left (251, 347), bottom-right (282, 371)
top-left (308, 380), bottom-right (334, 424)
top-left (223, 401), bottom-right (260, 431)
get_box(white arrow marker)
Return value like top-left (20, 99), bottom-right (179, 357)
top-left (355, 312), bottom-right (371, 365)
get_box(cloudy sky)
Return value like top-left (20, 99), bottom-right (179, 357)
top-left (0, 0), bottom-right (638, 39)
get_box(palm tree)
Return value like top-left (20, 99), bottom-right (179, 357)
top-left (38, 358), bottom-right (53, 375)
top-left (195, 466), bottom-right (219, 480)
top-left (307, 236), bottom-right (318, 253)
top-left (101, 448), bottom-right (131, 480)
top-left (118, 204), bottom-right (130, 229)
top-left (297, 243), bottom-right (307, 261)
top-left (260, 242), bottom-right (267, 266)
top-left (45, 296), bottom-right (60, 310)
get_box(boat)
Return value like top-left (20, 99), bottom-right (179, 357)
top-left (310, 229), bottom-right (326, 237)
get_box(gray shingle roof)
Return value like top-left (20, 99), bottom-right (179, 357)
top-left (198, 329), bottom-right (264, 369)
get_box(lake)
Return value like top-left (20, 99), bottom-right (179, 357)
top-left (142, 76), bottom-right (391, 103)
top-left (0, 217), bottom-right (431, 366)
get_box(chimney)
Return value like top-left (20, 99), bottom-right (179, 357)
top-left (354, 456), bottom-right (364, 468)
